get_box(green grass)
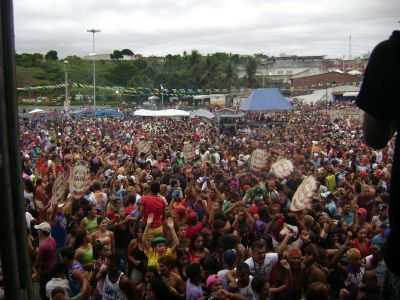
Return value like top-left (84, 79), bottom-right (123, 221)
top-left (16, 66), bottom-right (51, 87)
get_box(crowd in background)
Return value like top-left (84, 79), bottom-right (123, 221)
top-left (20, 102), bottom-right (393, 300)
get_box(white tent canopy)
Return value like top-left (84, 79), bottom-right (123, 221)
top-left (134, 109), bottom-right (190, 117)
top-left (190, 109), bottom-right (215, 119)
top-left (28, 108), bottom-right (46, 114)
top-left (148, 95), bottom-right (160, 101)
top-left (343, 91), bottom-right (359, 97)
top-left (348, 70), bottom-right (362, 75)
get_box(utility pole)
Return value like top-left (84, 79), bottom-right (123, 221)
top-left (87, 29), bottom-right (100, 114)
top-left (348, 35), bottom-right (352, 60)
top-left (160, 84), bottom-right (164, 107)
top-left (64, 60), bottom-right (69, 113)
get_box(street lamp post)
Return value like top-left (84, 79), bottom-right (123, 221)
top-left (262, 70), bottom-right (265, 88)
top-left (160, 84), bottom-right (164, 107)
top-left (64, 60), bottom-right (69, 112)
top-left (87, 28), bottom-right (100, 113)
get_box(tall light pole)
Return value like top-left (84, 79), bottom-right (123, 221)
top-left (160, 84), bottom-right (164, 107)
top-left (63, 60), bottom-right (69, 113)
top-left (87, 28), bottom-right (100, 113)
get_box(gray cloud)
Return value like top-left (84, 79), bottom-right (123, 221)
top-left (14, 0), bottom-right (400, 58)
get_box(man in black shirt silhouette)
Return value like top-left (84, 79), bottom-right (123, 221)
top-left (356, 30), bottom-right (400, 300)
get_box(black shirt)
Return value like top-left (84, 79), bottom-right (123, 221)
top-left (356, 30), bottom-right (400, 276)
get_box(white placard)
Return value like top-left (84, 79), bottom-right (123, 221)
top-left (290, 176), bottom-right (317, 212)
top-left (249, 149), bottom-right (267, 171)
top-left (69, 163), bottom-right (91, 199)
top-left (270, 159), bottom-right (294, 178)
top-left (137, 140), bottom-right (151, 155)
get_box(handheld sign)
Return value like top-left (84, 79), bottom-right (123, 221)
top-left (290, 176), bottom-right (317, 212)
top-left (270, 159), bottom-right (294, 179)
top-left (69, 162), bottom-right (91, 199)
top-left (249, 149), bottom-right (267, 172)
top-left (50, 173), bottom-right (68, 205)
top-left (137, 140), bottom-right (151, 155)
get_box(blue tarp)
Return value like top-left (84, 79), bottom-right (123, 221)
top-left (70, 108), bottom-right (124, 119)
top-left (240, 88), bottom-right (292, 111)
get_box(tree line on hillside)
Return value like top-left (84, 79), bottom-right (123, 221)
top-left (16, 50), bottom-right (263, 90)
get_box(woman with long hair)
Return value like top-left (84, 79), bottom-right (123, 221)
top-left (92, 217), bottom-right (115, 255)
top-left (189, 232), bottom-right (209, 263)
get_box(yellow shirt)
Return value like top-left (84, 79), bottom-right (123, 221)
top-left (326, 175), bottom-right (336, 192)
top-left (145, 247), bottom-right (175, 268)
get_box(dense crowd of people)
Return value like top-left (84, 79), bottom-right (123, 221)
top-left (19, 102), bottom-right (394, 300)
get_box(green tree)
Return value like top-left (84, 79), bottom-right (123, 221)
top-left (45, 50), bottom-right (58, 61)
top-left (16, 53), bottom-right (44, 67)
top-left (43, 61), bottom-right (63, 83)
top-left (121, 49), bottom-right (134, 56)
top-left (111, 50), bottom-right (123, 60)
top-left (224, 61), bottom-right (238, 91)
top-left (106, 62), bottom-right (136, 86)
top-left (245, 57), bottom-right (257, 88)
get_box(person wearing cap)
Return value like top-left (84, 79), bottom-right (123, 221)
top-left (35, 221), bottom-right (57, 300)
top-left (142, 213), bottom-right (179, 268)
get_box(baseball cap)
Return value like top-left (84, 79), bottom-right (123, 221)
top-left (206, 274), bottom-right (221, 288)
top-left (223, 249), bottom-right (237, 266)
top-left (34, 222), bottom-right (51, 233)
top-left (151, 236), bottom-right (167, 245)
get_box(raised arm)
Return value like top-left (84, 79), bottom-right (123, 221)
top-left (142, 213), bottom-right (154, 251)
top-left (70, 269), bottom-right (91, 300)
top-left (166, 217), bottom-right (179, 251)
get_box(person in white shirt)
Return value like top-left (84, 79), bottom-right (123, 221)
top-left (226, 263), bottom-right (256, 300)
top-left (244, 238), bottom-right (279, 281)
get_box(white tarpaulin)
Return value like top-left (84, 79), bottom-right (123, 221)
top-left (28, 108), bottom-right (46, 114)
top-left (134, 109), bottom-right (190, 117)
top-left (343, 91), bottom-right (359, 97)
top-left (190, 109), bottom-right (215, 119)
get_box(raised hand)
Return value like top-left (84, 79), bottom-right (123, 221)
top-left (147, 213), bottom-right (154, 225)
top-left (166, 216), bottom-right (174, 228)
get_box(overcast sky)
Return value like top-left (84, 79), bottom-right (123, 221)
top-left (14, 0), bottom-right (399, 58)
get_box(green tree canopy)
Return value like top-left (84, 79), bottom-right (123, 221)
top-left (45, 50), bottom-right (58, 61)
top-left (121, 49), bottom-right (134, 56)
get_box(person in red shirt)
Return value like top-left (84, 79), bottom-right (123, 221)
top-left (351, 227), bottom-right (371, 258)
top-left (35, 221), bottom-right (57, 300)
top-left (186, 211), bottom-right (203, 239)
top-left (140, 181), bottom-right (166, 236)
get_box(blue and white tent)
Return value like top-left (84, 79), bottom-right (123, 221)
top-left (240, 88), bottom-right (292, 111)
